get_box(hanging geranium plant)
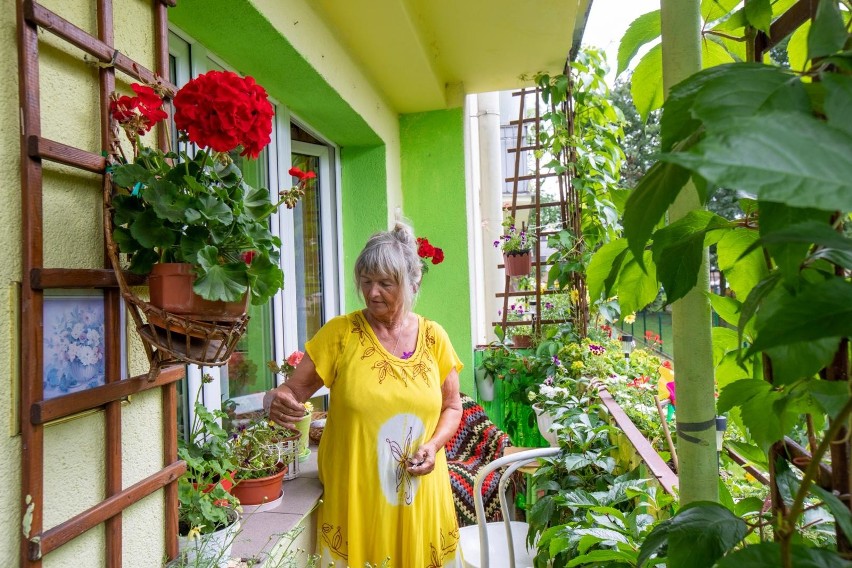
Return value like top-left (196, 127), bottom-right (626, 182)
top-left (108, 71), bottom-right (315, 305)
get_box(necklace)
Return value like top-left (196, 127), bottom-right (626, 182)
top-left (367, 311), bottom-right (406, 356)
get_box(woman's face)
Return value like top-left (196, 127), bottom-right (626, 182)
top-left (359, 272), bottom-right (404, 321)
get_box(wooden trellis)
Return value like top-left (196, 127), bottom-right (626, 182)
top-left (16, 1), bottom-right (185, 566)
top-left (496, 83), bottom-right (587, 340)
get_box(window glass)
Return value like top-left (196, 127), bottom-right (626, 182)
top-left (292, 153), bottom-right (324, 344)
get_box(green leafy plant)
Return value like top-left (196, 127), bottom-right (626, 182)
top-left (230, 417), bottom-right (299, 480)
top-left (493, 214), bottom-right (532, 254)
top-left (108, 72), bottom-right (315, 305)
top-left (178, 377), bottom-right (239, 536)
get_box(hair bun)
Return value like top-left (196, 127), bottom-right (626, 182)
top-left (391, 221), bottom-right (415, 246)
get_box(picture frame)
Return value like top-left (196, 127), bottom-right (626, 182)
top-left (42, 291), bottom-right (127, 401)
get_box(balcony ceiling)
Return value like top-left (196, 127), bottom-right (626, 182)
top-left (308, 0), bottom-right (592, 113)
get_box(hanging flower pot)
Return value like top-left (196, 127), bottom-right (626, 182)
top-left (475, 366), bottom-right (495, 402)
top-left (148, 263), bottom-right (248, 321)
top-left (503, 251), bottom-right (531, 276)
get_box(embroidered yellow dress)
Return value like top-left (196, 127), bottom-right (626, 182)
top-left (306, 311), bottom-right (463, 568)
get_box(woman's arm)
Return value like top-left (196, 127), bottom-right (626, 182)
top-left (407, 368), bottom-right (463, 476)
top-left (264, 352), bottom-right (324, 429)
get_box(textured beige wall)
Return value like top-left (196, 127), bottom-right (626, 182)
top-left (1, 0), bottom-right (165, 566)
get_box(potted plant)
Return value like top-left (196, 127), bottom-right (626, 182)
top-left (268, 351), bottom-right (315, 460)
top-left (177, 378), bottom-right (240, 566)
top-left (493, 214), bottom-right (532, 276)
top-left (503, 302), bottom-right (534, 348)
top-left (107, 73), bottom-right (315, 318)
top-left (230, 417), bottom-right (299, 505)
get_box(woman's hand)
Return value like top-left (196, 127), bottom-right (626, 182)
top-left (266, 385), bottom-right (309, 429)
top-left (406, 443), bottom-right (437, 476)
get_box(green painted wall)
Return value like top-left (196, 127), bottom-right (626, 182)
top-left (340, 145), bottom-right (389, 310)
top-left (399, 109), bottom-right (473, 393)
top-left (169, 0), bottom-right (381, 147)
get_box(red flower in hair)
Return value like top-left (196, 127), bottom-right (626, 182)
top-left (431, 248), bottom-right (444, 264)
top-left (417, 238), bottom-right (436, 259)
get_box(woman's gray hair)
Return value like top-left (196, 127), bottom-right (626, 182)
top-left (354, 222), bottom-right (422, 314)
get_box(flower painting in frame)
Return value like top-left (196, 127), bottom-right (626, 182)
top-left (42, 292), bottom-right (126, 400)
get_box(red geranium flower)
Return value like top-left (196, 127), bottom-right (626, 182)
top-left (109, 83), bottom-right (168, 135)
top-left (241, 250), bottom-right (256, 265)
top-left (417, 238), bottom-right (436, 259)
top-left (286, 351), bottom-right (304, 367)
top-left (173, 70), bottom-right (274, 159)
top-left (431, 248), bottom-right (444, 264)
top-left (289, 167), bottom-right (317, 181)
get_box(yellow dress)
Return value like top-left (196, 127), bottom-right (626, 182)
top-left (306, 311), bottom-right (464, 568)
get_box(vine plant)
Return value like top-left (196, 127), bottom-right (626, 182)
top-left (591, 1), bottom-right (852, 565)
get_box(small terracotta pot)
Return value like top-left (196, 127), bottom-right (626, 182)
top-left (503, 251), bottom-right (531, 276)
top-left (511, 334), bottom-right (533, 349)
top-left (231, 468), bottom-right (287, 505)
top-left (149, 263), bottom-right (248, 321)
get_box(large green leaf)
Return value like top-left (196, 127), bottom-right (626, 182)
top-left (111, 163), bottom-right (153, 188)
top-left (717, 378), bottom-right (793, 450)
top-left (129, 209), bottom-right (176, 249)
top-left (666, 502), bottom-right (747, 568)
top-left (623, 162), bottom-right (691, 265)
top-left (716, 350), bottom-right (751, 389)
top-left (193, 246), bottom-right (248, 302)
top-left (616, 251), bottom-right (659, 316)
top-left (757, 219), bottom-right (852, 277)
top-left (812, 481), bottom-right (852, 544)
top-left (631, 44), bottom-right (664, 122)
top-left (744, 0), bottom-right (772, 34)
top-left (709, 294), bottom-right (743, 329)
top-left (716, 542), bottom-right (852, 567)
top-left (737, 271), bottom-right (782, 349)
top-left (637, 517), bottom-right (672, 568)
top-left (567, 549), bottom-right (638, 567)
top-left (748, 278), bottom-right (852, 355)
top-left (617, 10), bottom-right (661, 77)
top-left (246, 254), bottom-right (284, 306)
top-left (663, 111), bottom-right (852, 212)
top-left (765, 338), bottom-right (841, 385)
top-left (788, 20), bottom-right (812, 73)
top-left (823, 73), bottom-right (852, 137)
top-left (702, 34), bottom-right (737, 68)
top-left (807, 380), bottom-right (852, 421)
top-left (192, 194), bottom-right (233, 225)
top-left (757, 201), bottom-right (828, 284)
top-left (701, 0), bottom-right (741, 23)
top-left (587, 239), bottom-right (629, 301)
top-left (651, 210), bottom-right (730, 303)
top-left (808, 0), bottom-right (848, 59)
top-left (144, 179), bottom-right (192, 223)
top-left (717, 228), bottom-right (768, 300)
top-left (711, 326), bottom-right (740, 366)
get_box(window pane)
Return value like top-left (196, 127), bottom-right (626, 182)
top-left (223, 149), bottom-right (275, 398)
top-left (292, 153), bottom-right (324, 345)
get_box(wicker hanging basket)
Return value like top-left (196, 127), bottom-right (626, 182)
top-left (103, 174), bottom-right (250, 380)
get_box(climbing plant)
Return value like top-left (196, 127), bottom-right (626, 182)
top-left (593, 1), bottom-right (852, 565)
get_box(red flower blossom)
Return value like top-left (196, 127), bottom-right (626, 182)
top-left (286, 350), bottom-right (304, 367)
top-left (109, 83), bottom-right (168, 135)
top-left (662, 360), bottom-right (673, 370)
top-left (289, 167), bottom-right (317, 181)
top-left (417, 238), bottom-right (436, 259)
top-left (173, 70), bottom-right (274, 159)
top-left (241, 250), bottom-right (256, 265)
top-left (431, 247), bottom-right (444, 264)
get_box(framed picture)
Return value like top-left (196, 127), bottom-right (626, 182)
top-left (42, 291), bottom-right (127, 400)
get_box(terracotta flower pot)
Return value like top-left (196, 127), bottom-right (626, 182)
top-left (511, 334), bottom-right (533, 349)
top-left (148, 263), bottom-right (248, 321)
top-left (503, 251), bottom-right (531, 276)
top-left (231, 468), bottom-right (287, 505)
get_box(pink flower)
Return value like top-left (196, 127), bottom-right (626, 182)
top-left (286, 350), bottom-right (304, 367)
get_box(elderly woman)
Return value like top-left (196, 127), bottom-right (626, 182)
top-left (264, 222), bottom-right (464, 567)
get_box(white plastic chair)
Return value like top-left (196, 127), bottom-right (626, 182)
top-left (458, 447), bottom-right (561, 568)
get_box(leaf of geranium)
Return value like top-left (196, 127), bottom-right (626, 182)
top-left (127, 248), bottom-right (159, 275)
top-left (616, 10), bottom-right (660, 76)
top-left (112, 226), bottom-right (141, 254)
top-left (808, 0), bottom-right (847, 59)
top-left (193, 246), bottom-right (248, 303)
top-left (824, 74), bottom-right (852, 137)
top-left (623, 161), bottom-right (691, 265)
top-left (717, 228), bottom-right (768, 300)
top-left (244, 185), bottom-right (276, 220)
top-left (746, 278), bottom-right (852, 356)
top-left (111, 163), bottom-right (153, 188)
top-left (178, 226), bottom-right (207, 265)
top-left (744, 0), bottom-right (771, 34)
top-left (651, 211), bottom-right (730, 303)
top-left (662, 112), bottom-right (852, 212)
top-left (111, 194), bottom-right (145, 226)
top-left (191, 194), bottom-right (233, 226)
top-left (616, 251), bottom-right (659, 316)
top-left (765, 338), bottom-right (841, 385)
top-left (246, 254), bottom-right (284, 306)
top-left (586, 239), bottom-right (629, 301)
top-left (631, 44), bottom-right (663, 122)
top-left (129, 209), bottom-right (176, 249)
top-left (143, 179), bottom-right (192, 223)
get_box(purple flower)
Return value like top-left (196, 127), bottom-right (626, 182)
top-left (552, 356), bottom-right (561, 365)
top-left (545, 302), bottom-right (554, 309)
top-left (493, 240), bottom-right (500, 247)
top-left (544, 377), bottom-right (554, 386)
top-left (589, 344), bottom-right (605, 355)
